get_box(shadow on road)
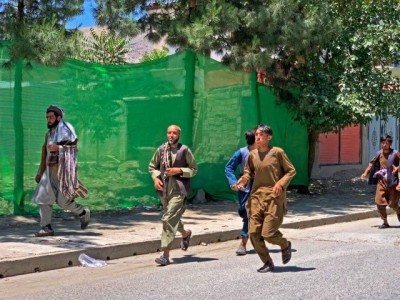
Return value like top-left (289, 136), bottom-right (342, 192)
top-left (171, 254), bottom-right (219, 264)
top-left (273, 266), bottom-right (316, 273)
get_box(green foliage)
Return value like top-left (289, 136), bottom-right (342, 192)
top-left (286, 0), bottom-right (400, 133)
top-left (140, 47), bottom-right (168, 62)
top-left (93, 0), bottom-right (138, 37)
top-left (77, 27), bottom-right (130, 64)
top-left (332, 0), bottom-right (400, 122)
top-left (0, 0), bottom-right (85, 210)
top-left (0, 0), bottom-right (83, 65)
top-left (135, 0), bottom-right (400, 133)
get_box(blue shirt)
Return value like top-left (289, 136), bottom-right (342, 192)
top-left (225, 147), bottom-right (252, 193)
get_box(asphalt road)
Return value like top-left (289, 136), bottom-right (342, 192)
top-left (2, 215), bottom-right (400, 300)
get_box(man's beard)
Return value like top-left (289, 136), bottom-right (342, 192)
top-left (47, 120), bottom-right (60, 129)
top-left (168, 137), bottom-right (180, 145)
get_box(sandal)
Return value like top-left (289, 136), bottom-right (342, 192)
top-left (181, 229), bottom-right (192, 251)
top-left (155, 255), bottom-right (170, 266)
top-left (282, 241), bottom-right (292, 264)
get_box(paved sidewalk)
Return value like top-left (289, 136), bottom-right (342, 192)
top-left (0, 184), bottom-right (381, 278)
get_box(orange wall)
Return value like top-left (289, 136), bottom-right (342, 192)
top-left (318, 125), bottom-right (361, 164)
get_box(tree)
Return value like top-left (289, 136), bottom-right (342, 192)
top-left (140, 46), bottom-right (168, 62)
top-left (77, 27), bottom-right (130, 64)
top-left (283, 0), bottom-right (400, 177)
top-left (0, 0), bottom-right (83, 212)
top-left (70, 27), bottom-right (129, 163)
top-left (133, 0), bottom-right (400, 180)
top-left (93, 0), bottom-right (138, 37)
top-left (0, 0), bottom-right (141, 211)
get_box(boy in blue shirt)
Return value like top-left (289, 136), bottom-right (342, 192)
top-left (225, 129), bottom-right (256, 255)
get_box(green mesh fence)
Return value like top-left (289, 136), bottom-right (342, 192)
top-left (0, 43), bottom-right (308, 216)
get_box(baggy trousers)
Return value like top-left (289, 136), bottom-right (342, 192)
top-left (375, 184), bottom-right (400, 223)
top-left (246, 191), bottom-right (287, 263)
top-left (160, 193), bottom-right (186, 250)
top-left (377, 203), bottom-right (400, 222)
top-left (39, 165), bottom-right (85, 227)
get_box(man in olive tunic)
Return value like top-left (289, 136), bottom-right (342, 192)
top-left (235, 124), bottom-right (296, 273)
top-left (149, 125), bottom-right (198, 266)
top-left (361, 134), bottom-right (400, 228)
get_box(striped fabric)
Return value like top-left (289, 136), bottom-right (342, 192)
top-left (58, 146), bottom-right (89, 199)
top-left (74, 179), bottom-right (89, 198)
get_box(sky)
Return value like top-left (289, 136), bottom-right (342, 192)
top-left (66, 0), bottom-right (97, 29)
top-left (0, 0), bottom-right (140, 30)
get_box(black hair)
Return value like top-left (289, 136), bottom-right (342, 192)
top-left (256, 124), bottom-right (273, 135)
top-left (244, 129), bottom-right (255, 145)
top-left (380, 134), bottom-right (393, 144)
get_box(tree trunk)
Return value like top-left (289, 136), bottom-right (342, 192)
top-left (13, 59), bottom-right (24, 213)
top-left (296, 127), bottom-right (318, 195)
top-left (308, 127), bottom-right (319, 180)
top-left (184, 50), bottom-right (195, 147)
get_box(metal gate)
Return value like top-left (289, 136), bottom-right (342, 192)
top-left (368, 116), bottom-right (399, 159)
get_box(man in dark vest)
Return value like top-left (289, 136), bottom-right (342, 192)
top-left (361, 134), bottom-right (400, 228)
top-left (149, 124), bottom-right (198, 266)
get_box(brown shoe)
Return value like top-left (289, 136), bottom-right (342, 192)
top-left (181, 230), bottom-right (192, 251)
top-left (282, 241), bottom-right (292, 264)
top-left (257, 260), bottom-right (275, 273)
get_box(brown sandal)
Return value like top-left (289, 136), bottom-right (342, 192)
top-left (181, 230), bottom-right (192, 251)
top-left (282, 241), bottom-right (292, 264)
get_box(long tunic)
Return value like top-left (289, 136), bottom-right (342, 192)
top-left (240, 146), bottom-right (296, 262)
top-left (32, 121), bottom-right (82, 204)
top-left (241, 147), bottom-right (296, 209)
top-left (148, 145), bottom-right (197, 199)
top-left (148, 143), bottom-right (198, 250)
top-left (364, 150), bottom-right (400, 206)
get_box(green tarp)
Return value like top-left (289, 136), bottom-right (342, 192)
top-left (0, 44), bottom-right (308, 215)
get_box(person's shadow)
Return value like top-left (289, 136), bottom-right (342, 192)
top-left (272, 266), bottom-right (316, 273)
top-left (371, 225), bottom-right (400, 229)
top-left (171, 254), bottom-right (218, 265)
top-left (247, 248), bottom-right (298, 255)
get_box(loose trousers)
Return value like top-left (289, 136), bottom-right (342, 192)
top-left (160, 193), bottom-right (186, 250)
top-left (375, 185), bottom-right (400, 223)
top-left (39, 165), bottom-right (85, 227)
top-left (238, 189), bottom-right (249, 238)
top-left (246, 190), bottom-right (288, 263)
